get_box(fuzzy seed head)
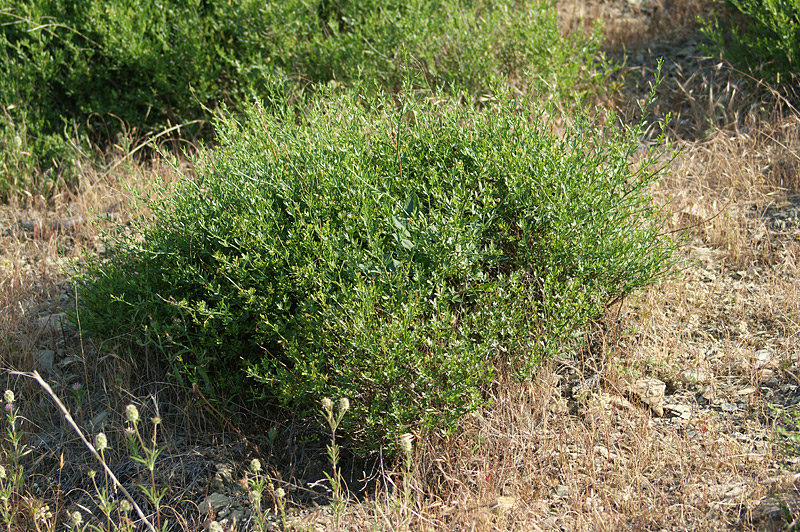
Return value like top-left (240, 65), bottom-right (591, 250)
top-left (120, 499), bottom-right (132, 513)
top-left (71, 511), bottom-right (83, 526)
top-left (3, 390), bottom-right (14, 404)
top-left (34, 504), bottom-right (52, 522)
top-left (321, 397), bottom-right (333, 413)
top-left (276, 487), bottom-right (286, 499)
top-left (125, 404), bottom-right (140, 423)
top-left (94, 432), bottom-right (108, 452)
top-left (399, 433), bottom-right (414, 455)
top-left (338, 397), bottom-right (350, 413)
top-left (0, 465), bottom-right (5, 479)
top-left (250, 458), bottom-right (262, 473)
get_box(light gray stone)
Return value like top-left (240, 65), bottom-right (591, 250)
top-left (664, 404), bottom-right (691, 419)
top-left (679, 368), bottom-right (711, 386)
top-left (626, 377), bottom-right (666, 416)
top-left (201, 492), bottom-right (230, 514)
top-left (36, 312), bottom-right (68, 334)
top-left (754, 349), bottom-right (774, 369)
top-left (213, 463), bottom-right (235, 488)
top-left (90, 410), bottom-right (108, 432)
top-left (36, 349), bottom-right (56, 373)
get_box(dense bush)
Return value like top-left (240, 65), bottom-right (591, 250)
top-left (0, 0), bottom-right (605, 198)
top-left (76, 88), bottom-right (673, 449)
top-left (702, 0), bottom-right (800, 82)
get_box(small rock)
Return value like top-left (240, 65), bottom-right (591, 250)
top-left (675, 44), bottom-right (697, 57)
top-left (699, 385), bottom-right (716, 401)
top-left (765, 373), bottom-right (782, 388)
top-left (56, 354), bottom-right (83, 369)
top-left (555, 484), bottom-right (570, 498)
top-left (679, 368), bottom-right (711, 386)
top-left (751, 495), bottom-right (794, 531)
top-left (36, 349), bottom-right (56, 373)
top-left (201, 493), bottom-right (230, 514)
top-left (491, 496), bottom-right (517, 515)
top-left (90, 410), bottom-right (108, 432)
top-left (213, 463), bottom-right (235, 488)
top-left (737, 386), bottom-right (757, 396)
top-left (593, 445), bottom-right (618, 461)
top-left (664, 403), bottom-right (691, 419)
top-left (710, 482), bottom-right (746, 500)
top-left (724, 485), bottom-right (745, 499)
top-left (36, 312), bottom-right (68, 334)
top-left (626, 377), bottom-right (666, 416)
top-left (754, 349), bottom-right (774, 369)
top-left (759, 368), bottom-right (776, 383)
top-left (601, 393), bottom-right (634, 411)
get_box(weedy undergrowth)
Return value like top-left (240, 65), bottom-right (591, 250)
top-left (771, 403), bottom-right (800, 457)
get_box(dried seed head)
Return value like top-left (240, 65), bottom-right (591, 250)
top-left (3, 390), bottom-right (14, 405)
top-left (125, 404), bottom-right (140, 423)
top-left (399, 433), bottom-right (414, 455)
top-left (338, 397), bottom-right (350, 413)
top-left (94, 432), bottom-right (108, 452)
top-left (321, 397), bottom-right (333, 414)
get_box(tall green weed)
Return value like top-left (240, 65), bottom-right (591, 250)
top-left (76, 87), bottom-right (673, 451)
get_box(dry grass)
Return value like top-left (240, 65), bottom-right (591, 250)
top-left (2, 1), bottom-right (800, 530)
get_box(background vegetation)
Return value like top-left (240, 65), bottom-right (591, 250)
top-left (0, 0), bottom-right (639, 451)
top-left (0, 0), bottom-right (604, 198)
top-left (701, 0), bottom-right (800, 84)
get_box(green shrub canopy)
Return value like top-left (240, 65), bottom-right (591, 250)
top-left (77, 91), bottom-right (673, 449)
top-left (702, 0), bottom-right (800, 82)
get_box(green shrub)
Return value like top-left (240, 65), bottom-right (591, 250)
top-left (701, 0), bottom-right (800, 83)
top-left (76, 87), bottom-right (673, 450)
top-left (0, 0), bottom-right (605, 198)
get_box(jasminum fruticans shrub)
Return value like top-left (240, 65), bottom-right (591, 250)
top-left (77, 88), bottom-right (673, 450)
